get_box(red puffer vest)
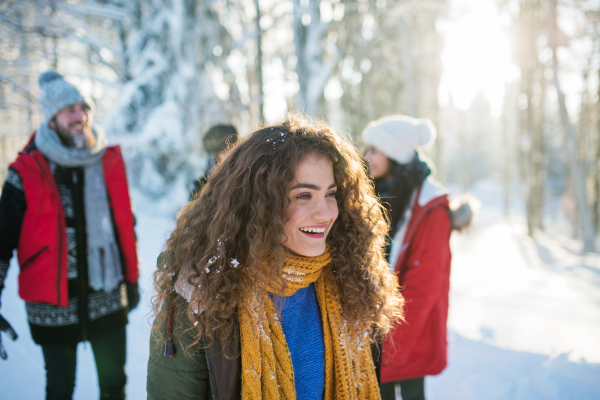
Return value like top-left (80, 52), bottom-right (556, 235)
top-left (381, 178), bottom-right (452, 383)
top-left (10, 137), bottom-right (138, 307)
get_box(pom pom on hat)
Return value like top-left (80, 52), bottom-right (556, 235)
top-left (362, 115), bottom-right (437, 164)
top-left (38, 70), bottom-right (63, 87)
top-left (416, 118), bottom-right (437, 148)
top-left (37, 70), bottom-right (90, 123)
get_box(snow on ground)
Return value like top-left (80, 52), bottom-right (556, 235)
top-left (1, 180), bottom-right (599, 399)
top-left (428, 180), bottom-right (600, 399)
top-left (0, 190), bottom-right (179, 400)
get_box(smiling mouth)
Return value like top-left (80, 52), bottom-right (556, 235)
top-left (299, 226), bottom-right (327, 239)
top-left (69, 123), bottom-right (89, 131)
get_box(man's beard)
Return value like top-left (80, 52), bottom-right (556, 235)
top-left (54, 123), bottom-right (94, 149)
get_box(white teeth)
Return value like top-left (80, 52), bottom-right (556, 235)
top-left (300, 227), bottom-right (325, 233)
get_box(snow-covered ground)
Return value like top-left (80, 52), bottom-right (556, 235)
top-left (1, 180), bottom-right (599, 399)
top-left (428, 180), bottom-right (600, 399)
top-left (0, 190), bottom-right (179, 400)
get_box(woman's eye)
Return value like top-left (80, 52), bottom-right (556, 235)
top-left (297, 193), bottom-right (311, 200)
top-left (327, 191), bottom-right (337, 198)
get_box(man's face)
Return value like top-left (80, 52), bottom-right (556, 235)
top-left (49, 103), bottom-right (95, 149)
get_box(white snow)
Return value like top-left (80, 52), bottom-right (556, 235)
top-left (207, 256), bottom-right (218, 265)
top-left (0, 180), bottom-right (599, 399)
top-left (426, 180), bottom-right (600, 399)
top-left (0, 190), bottom-right (175, 400)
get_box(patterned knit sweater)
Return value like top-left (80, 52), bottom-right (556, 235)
top-left (0, 166), bottom-right (128, 346)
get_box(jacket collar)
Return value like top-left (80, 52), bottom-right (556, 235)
top-left (417, 177), bottom-right (448, 208)
top-left (393, 177), bottom-right (449, 272)
top-left (410, 178), bottom-right (449, 237)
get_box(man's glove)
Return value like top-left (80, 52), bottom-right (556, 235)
top-left (0, 313), bottom-right (17, 360)
top-left (126, 282), bottom-right (140, 312)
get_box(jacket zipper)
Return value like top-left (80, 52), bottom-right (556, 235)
top-left (73, 170), bottom-right (88, 342)
top-left (202, 334), bottom-right (219, 400)
top-left (33, 153), bottom-right (64, 306)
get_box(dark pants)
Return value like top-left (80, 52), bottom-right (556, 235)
top-left (41, 326), bottom-right (127, 400)
top-left (380, 377), bottom-right (425, 400)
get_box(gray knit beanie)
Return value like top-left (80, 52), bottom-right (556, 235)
top-left (362, 115), bottom-right (437, 164)
top-left (38, 71), bottom-right (90, 123)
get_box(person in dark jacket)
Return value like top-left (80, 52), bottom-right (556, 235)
top-left (147, 114), bottom-right (404, 400)
top-left (362, 115), bottom-right (476, 400)
top-left (0, 71), bottom-right (140, 400)
top-left (189, 124), bottom-right (239, 200)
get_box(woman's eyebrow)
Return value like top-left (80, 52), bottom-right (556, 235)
top-left (290, 183), bottom-right (337, 190)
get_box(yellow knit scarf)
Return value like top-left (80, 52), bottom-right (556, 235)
top-left (238, 247), bottom-right (381, 399)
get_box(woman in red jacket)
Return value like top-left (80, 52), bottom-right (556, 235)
top-left (363, 115), bottom-right (455, 400)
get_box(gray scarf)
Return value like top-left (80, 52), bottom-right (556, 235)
top-left (35, 123), bottom-right (123, 292)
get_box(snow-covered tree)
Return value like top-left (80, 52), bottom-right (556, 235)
top-left (101, 0), bottom-right (242, 198)
top-left (292, 0), bottom-right (342, 116)
top-left (334, 0), bottom-right (447, 139)
top-left (548, 0), bottom-right (595, 251)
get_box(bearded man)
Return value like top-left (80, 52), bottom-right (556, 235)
top-left (0, 71), bottom-right (139, 400)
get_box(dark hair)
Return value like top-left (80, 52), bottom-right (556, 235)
top-left (375, 151), bottom-right (432, 238)
top-left (202, 124), bottom-right (239, 154)
top-left (153, 113), bottom-right (403, 350)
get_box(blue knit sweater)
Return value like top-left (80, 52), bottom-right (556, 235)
top-left (275, 283), bottom-right (325, 399)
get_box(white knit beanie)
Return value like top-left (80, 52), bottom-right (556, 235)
top-left (38, 70), bottom-right (91, 123)
top-left (361, 115), bottom-right (437, 164)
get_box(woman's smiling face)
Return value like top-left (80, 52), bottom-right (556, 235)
top-left (283, 154), bottom-right (339, 257)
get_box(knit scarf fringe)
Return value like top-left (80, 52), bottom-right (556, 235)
top-left (238, 247), bottom-right (381, 400)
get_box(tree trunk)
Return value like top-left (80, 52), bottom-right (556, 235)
top-left (292, 0), bottom-right (338, 116)
top-left (524, 65), bottom-right (535, 235)
top-left (502, 99), bottom-right (511, 216)
top-left (255, 0), bottom-right (264, 122)
top-left (517, 0), bottom-right (545, 235)
top-left (532, 65), bottom-right (546, 231)
top-left (549, 0), bottom-right (595, 252)
top-left (595, 65), bottom-right (600, 231)
top-left (459, 111), bottom-right (469, 189)
top-left (400, 18), bottom-right (419, 117)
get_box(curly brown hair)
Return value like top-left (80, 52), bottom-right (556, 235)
top-left (152, 113), bottom-right (403, 350)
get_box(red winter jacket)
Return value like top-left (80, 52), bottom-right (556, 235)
top-left (381, 178), bottom-right (452, 382)
top-left (9, 138), bottom-right (138, 307)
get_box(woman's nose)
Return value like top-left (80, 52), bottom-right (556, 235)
top-left (312, 198), bottom-right (333, 221)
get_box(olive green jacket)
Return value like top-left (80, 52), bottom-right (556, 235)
top-left (146, 294), bottom-right (240, 400)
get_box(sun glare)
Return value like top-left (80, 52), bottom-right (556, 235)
top-left (439, 1), bottom-right (518, 116)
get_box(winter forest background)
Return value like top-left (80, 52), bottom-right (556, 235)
top-left (1, 0), bottom-right (600, 399)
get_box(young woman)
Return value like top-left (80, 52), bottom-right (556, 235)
top-left (362, 115), bottom-right (474, 400)
top-left (147, 114), bottom-right (403, 400)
